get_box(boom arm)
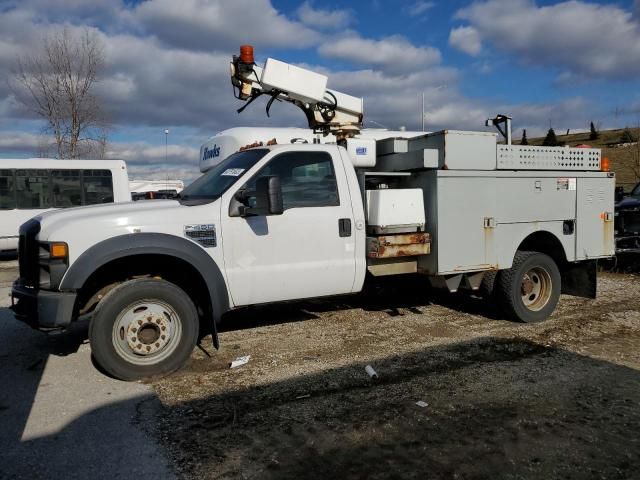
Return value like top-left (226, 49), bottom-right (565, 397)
top-left (230, 45), bottom-right (363, 139)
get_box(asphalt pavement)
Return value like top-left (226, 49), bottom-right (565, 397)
top-left (0, 261), bottom-right (176, 479)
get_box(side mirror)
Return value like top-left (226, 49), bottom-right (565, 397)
top-left (230, 176), bottom-right (283, 217)
top-left (615, 186), bottom-right (625, 202)
top-left (255, 176), bottom-right (283, 215)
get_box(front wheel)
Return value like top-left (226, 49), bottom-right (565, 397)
top-left (89, 278), bottom-right (199, 381)
top-left (495, 251), bottom-right (561, 323)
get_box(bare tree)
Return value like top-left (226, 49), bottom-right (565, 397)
top-left (11, 28), bottom-right (109, 159)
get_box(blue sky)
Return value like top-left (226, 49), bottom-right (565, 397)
top-left (0, 0), bottom-right (639, 181)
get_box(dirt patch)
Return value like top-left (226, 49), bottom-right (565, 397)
top-left (149, 273), bottom-right (640, 479)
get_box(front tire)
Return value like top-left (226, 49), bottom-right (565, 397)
top-left (89, 278), bottom-right (199, 381)
top-left (496, 251), bottom-right (561, 323)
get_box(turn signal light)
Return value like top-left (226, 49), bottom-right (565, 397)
top-left (601, 157), bottom-right (610, 172)
top-left (50, 242), bottom-right (68, 259)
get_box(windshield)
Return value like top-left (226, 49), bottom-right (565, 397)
top-left (631, 183), bottom-right (640, 198)
top-left (180, 149), bottom-right (268, 203)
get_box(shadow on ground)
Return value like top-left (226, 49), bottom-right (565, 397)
top-left (0, 308), bottom-right (173, 480)
top-left (9, 336), bottom-right (639, 479)
top-left (160, 337), bottom-right (640, 479)
top-left (219, 275), bottom-right (502, 333)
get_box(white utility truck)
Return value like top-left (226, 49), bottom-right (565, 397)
top-left (11, 46), bottom-right (615, 380)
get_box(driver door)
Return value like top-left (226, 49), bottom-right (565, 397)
top-left (220, 149), bottom-right (356, 306)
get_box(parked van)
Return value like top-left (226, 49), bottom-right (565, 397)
top-left (0, 159), bottom-right (130, 252)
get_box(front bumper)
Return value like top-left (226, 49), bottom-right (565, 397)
top-left (11, 280), bottom-right (77, 330)
top-left (616, 234), bottom-right (640, 254)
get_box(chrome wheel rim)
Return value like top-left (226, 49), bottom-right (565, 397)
top-left (520, 266), bottom-right (552, 311)
top-left (112, 300), bottom-right (182, 366)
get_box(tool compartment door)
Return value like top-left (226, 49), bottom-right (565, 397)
top-left (435, 176), bottom-right (497, 273)
top-left (576, 177), bottom-right (615, 259)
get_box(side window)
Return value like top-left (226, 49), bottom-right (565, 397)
top-left (15, 169), bottom-right (50, 209)
top-left (83, 169), bottom-right (114, 204)
top-left (0, 169), bottom-right (16, 210)
top-left (51, 170), bottom-right (82, 207)
top-left (244, 151), bottom-right (339, 210)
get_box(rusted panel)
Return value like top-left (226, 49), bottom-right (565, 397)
top-left (367, 234), bottom-right (431, 258)
top-left (372, 232), bottom-right (431, 246)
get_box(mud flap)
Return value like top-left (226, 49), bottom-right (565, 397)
top-left (561, 260), bottom-right (596, 299)
top-left (211, 312), bottom-right (220, 350)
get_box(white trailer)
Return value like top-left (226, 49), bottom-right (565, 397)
top-left (129, 179), bottom-right (184, 194)
top-left (0, 159), bottom-right (130, 252)
top-left (10, 47), bottom-right (614, 381)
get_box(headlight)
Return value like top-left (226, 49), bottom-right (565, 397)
top-left (38, 242), bottom-right (69, 289)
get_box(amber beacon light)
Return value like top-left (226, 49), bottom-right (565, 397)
top-left (239, 45), bottom-right (254, 64)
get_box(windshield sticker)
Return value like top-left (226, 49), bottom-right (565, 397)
top-left (221, 168), bottom-right (245, 176)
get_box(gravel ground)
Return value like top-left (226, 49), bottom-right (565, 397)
top-left (149, 273), bottom-right (640, 480)
top-left (3, 256), bottom-right (639, 479)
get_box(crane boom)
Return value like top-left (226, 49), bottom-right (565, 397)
top-left (230, 45), bottom-right (363, 139)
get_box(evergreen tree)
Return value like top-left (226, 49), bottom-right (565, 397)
top-left (543, 128), bottom-right (558, 146)
top-left (589, 121), bottom-right (598, 141)
top-left (520, 129), bottom-right (529, 145)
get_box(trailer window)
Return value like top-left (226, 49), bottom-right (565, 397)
top-left (83, 169), bottom-right (114, 204)
top-left (51, 170), bottom-right (82, 207)
top-left (0, 170), bottom-right (15, 210)
top-left (15, 169), bottom-right (51, 209)
top-left (245, 151), bottom-right (339, 210)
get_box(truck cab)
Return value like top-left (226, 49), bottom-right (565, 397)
top-left (11, 144), bottom-right (369, 380)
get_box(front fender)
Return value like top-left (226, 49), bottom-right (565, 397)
top-left (60, 233), bottom-right (229, 348)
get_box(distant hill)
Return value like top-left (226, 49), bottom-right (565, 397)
top-left (522, 127), bottom-right (640, 190)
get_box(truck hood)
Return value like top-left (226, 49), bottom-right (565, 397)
top-left (36, 200), bottom-right (183, 240)
top-left (616, 197), bottom-right (640, 210)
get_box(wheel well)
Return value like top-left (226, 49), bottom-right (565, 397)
top-left (75, 254), bottom-right (212, 324)
top-left (517, 231), bottom-right (567, 268)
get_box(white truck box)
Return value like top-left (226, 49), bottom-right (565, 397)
top-left (366, 189), bottom-right (425, 234)
top-left (409, 170), bottom-right (614, 275)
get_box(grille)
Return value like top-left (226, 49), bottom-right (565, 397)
top-left (184, 224), bottom-right (216, 248)
top-left (18, 219), bottom-right (41, 286)
top-left (617, 209), bottom-right (640, 234)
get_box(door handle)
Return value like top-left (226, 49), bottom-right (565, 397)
top-left (338, 218), bottom-right (352, 237)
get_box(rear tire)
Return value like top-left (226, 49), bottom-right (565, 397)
top-left (496, 251), bottom-right (561, 323)
top-left (89, 278), bottom-right (199, 381)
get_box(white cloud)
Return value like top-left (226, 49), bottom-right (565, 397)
top-left (107, 141), bottom-right (202, 182)
top-left (297, 1), bottom-right (352, 30)
top-left (0, 129), bottom-right (202, 181)
top-left (134, 0), bottom-right (320, 51)
top-left (449, 26), bottom-right (482, 56)
top-left (455, 0), bottom-right (640, 78)
top-left (106, 142), bottom-right (199, 166)
top-left (406, 1), bottom-right (435, 17)
top-left (0, 0), bottom-right (633, 180)
top-left (0, 131), bottom-right (44, 153)
top-left (318, 33), bottom-right (441, 72)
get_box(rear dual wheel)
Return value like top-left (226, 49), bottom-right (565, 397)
top-left (495, 251), bottom-right (561, 323)
top-left (89, 279), bottom-right (199, 381)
